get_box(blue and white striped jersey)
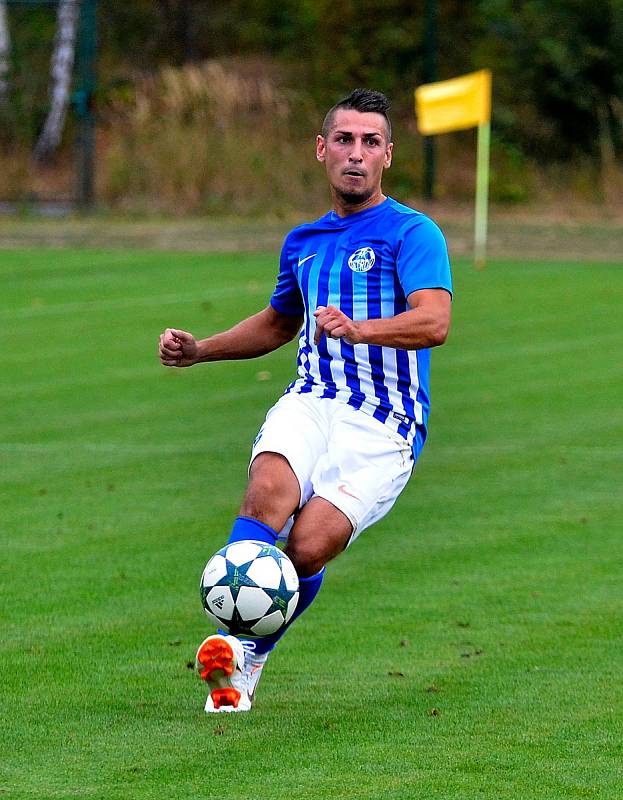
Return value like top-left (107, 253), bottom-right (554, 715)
top-left (270, 197), bottom-right (452, 453)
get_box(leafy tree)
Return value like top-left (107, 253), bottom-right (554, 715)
top-left (475, 0), bottom-right (623, 161)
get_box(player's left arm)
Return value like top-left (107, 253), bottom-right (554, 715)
top-left (313, 288), bottom-right (451, 350)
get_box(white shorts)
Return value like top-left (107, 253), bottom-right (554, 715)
top-left (250, 392), bottom-right (414, 545)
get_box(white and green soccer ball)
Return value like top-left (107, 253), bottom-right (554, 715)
top-left (200, 540), bottom-right (299, 637)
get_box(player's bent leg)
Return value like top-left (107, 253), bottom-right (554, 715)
top-left (199, 406), bottom-right (336, 710)
top-left (198, 453), bottom-right (305, 712)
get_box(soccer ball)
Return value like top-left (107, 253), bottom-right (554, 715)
top-left (200, 540), bottom-right (299, 637)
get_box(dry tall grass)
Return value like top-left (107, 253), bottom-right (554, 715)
top-left (100, 60), bottom-right (328, 215)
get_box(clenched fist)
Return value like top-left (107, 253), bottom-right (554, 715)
top-left (159, 328), bottom-right (199, 367)
top-left (313, 305), bottom-right (363, 346)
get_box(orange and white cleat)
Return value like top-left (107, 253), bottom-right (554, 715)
top-left (196, 635), bottom-right (269, 713)
top-left (195, 634), bottom-right (247, 713)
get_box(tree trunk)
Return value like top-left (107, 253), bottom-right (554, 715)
top-left (0, 0), bottom-right (10, 105)
top-left (34, 0), bottom-right (80, 162)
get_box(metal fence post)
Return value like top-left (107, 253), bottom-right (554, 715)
top-left (74, 0), bottom-right (96, 209)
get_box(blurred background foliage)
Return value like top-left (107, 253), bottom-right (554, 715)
top-left (1, 0), bottom-right (622, 213)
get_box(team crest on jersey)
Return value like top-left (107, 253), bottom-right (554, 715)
top-left (348, 246), bottom-right (376, 273)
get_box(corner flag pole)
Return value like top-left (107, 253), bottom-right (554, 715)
top-left (474, 119), bottom-right (490, 270)
top-left (414, 69), bottom-right (492, 269)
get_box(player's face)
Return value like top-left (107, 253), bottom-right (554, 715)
top-left (316, 109), bottom-right (393, 210)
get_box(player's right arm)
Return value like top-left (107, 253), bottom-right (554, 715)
top-left (159, 306), bottom-right (302, 368)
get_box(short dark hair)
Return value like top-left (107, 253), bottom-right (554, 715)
top-left (322, 88), bottom-right (392, 141)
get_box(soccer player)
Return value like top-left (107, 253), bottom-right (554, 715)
top-left (159, 88), bottom-right (452, 713)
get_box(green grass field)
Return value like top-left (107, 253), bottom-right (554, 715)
top-left (1, 247), bottom-right (622, 799)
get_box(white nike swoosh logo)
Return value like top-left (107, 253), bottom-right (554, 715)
top-left (297, 253), bottom-right (317, 267)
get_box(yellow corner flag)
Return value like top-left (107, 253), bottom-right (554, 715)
top-left (415, 70), bottom-right (492, 269)
top-left (415, 69), bottom-right (491, 135)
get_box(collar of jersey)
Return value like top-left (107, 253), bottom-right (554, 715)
top-left (324, 196), bottom-right (392, 227)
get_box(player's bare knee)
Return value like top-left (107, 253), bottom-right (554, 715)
top-left (240, 454), bottom-right (300, 524)
top-left (248, 454), bottom-right (298, 497)
top-left (246, 471), bottom-right (282, 500)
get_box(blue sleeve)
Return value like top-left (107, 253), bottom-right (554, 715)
top-left (396, 215), bottom-right (453, 298)
top-left (270, 234), bottom-right (305, 316)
